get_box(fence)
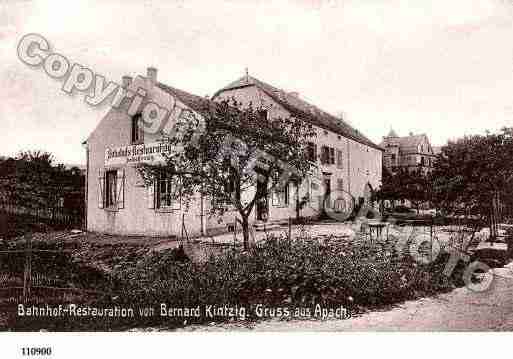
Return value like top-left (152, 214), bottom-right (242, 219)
top-left (0, 199), bottom-right (83, 237)
top-left (0, 234), bottom-right (112, 306)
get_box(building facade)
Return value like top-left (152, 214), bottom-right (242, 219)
top-left (213, 75), bottom-right (383, 217)
top-left (84, 69), bottom-right (383, 237)
top-left (380, 130), bottom-right (436, 174)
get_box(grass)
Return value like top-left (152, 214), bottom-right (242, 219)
top-left (1, 231), bottom-right (469, 331)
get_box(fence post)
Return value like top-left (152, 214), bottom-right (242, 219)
top-left (233, 217), bottom-right (237, 247)
top-left (22, 234), bottom-right (33, 303)
top-left (181, 213), bottom-right (189, 243)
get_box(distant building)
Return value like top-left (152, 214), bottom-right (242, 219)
top-left (380, 130), bottom-right (436, 174)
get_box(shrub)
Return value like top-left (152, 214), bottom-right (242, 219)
top-left (113, 234), bottom-right (463, 328)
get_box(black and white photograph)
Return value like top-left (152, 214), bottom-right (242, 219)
top-left (1, 0), bottom-right (513, 357)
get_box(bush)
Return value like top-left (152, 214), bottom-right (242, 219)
top-left (113, 234), bottom-right (462, 328)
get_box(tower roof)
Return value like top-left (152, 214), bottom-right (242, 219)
top-left (387, 128), bottom-right (398, 137)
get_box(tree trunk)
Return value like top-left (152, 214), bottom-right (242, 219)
top-left (241, 214), bottom-right (250, 251)
top-left (295, 192), bottom-right (300, 222)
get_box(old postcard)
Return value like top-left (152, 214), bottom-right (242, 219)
top-left (1, 0), bottom-right (512, 357)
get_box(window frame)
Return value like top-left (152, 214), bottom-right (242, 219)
top-left (306, 142), bottom-right (317, 162)
top-left (321, 146), bottom-right (335, 165)
top-left (131, 114), bottom-right (144, 144)
top-left (272, 182), bottom-right (289, 207)
top-left (336, 149), bottom-right (343, 168)
top-left (104, 169), bottom-right (118, 210)
top-left (155, 174), bottom-right (181, 211)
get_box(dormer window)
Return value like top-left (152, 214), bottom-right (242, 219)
top-left (131, 114), bottom-right (144, 144)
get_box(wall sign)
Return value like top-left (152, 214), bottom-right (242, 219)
top-left (105, 142), bottom-right (173, 166)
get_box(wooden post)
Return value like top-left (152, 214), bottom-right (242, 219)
top-left (23, 234), bottom-right (32, 303)
top-left (233, 217), bottom-right (237, 246)
top-left (180, 214), bottom-right (184, 244)
top-left (182, 213), bottom-right (189, 243)
top-left (200, 192), bottom-right (205, 236)
top-left (430, 219), bottom-right (434, 263)
top-left (288, 217), bottom-right (292, 240)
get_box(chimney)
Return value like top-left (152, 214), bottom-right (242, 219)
top-left (289, 91), bottom-right (300, 98)
top-left (147, 67), bottom-right (157, 86)
top-left (122, 75), bottom-right (132, 89)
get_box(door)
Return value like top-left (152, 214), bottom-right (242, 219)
top-left (320, 177), bottom-right (331, 218)
top-left (323, 178), bottom-right (331, 205)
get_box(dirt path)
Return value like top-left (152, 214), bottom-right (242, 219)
top-left (174, 263), bottom-right (513, 332)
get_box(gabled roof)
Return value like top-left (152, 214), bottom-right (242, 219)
top-left (157, 82), bottom-right (218, 118)
top-left (380, 133), bottom-right (432, 154)
top-left (213, 76), bottom-right (383, 151)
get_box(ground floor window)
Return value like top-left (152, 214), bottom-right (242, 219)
top-left (156, 175), bottom-right (181, 210)
top-left (105, 170), bottom-right (117, 208)
top-left (272, 182), bottom-right (289, 207)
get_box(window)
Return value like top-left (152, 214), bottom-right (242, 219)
top-left (272, 182), bottom-right (289, 207)
top-left (306, 142), bottom-right (317, 162)
top-left (105, 170), bottom-right (117, 208)
top-left (156, 175), bottom-right (181, 210)
top-left (321, 146), bottom-right (335, 165)
top-left (98, 168), bottom-right (124, 210)
top-left (321, 146), bottom-right (328, 164)
top-left (391, 153), bottom-right (396, 164)
top-left (131, 114), bottom-right (144, 143)
top-left (336, 150), bottom-right (343, 169)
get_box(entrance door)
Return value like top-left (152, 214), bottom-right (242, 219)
top-left (320, 177), bottom-right (331, 218)
top-left (323, 178), bottom-right (331, 205)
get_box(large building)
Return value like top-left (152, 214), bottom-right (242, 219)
top-left (84, 68), bottom-right (383, 237)
top-left (380, 129), bottom-right (436, 174)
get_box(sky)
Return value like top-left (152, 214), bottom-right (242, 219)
top-left (1, 0), bottom-right (513, 165)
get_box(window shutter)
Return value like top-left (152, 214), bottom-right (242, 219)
top-left (117, 168), bottom-right (125, 209)
top-left (138, 119), bottom-right (144, 142)
top-left (307, 142), bottom-right (318, 162)
top-left (320, 146), bottom-right (327, 164)
top-left (147, 179), bottom-right (155, 209)
top-left (98, 168), bottom-right (105, 209)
